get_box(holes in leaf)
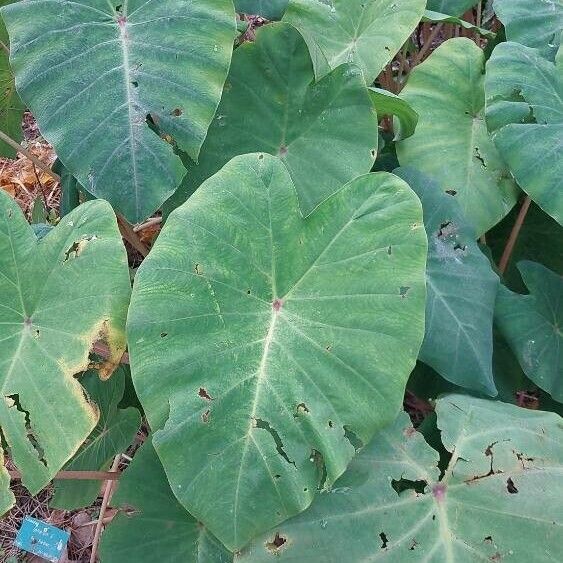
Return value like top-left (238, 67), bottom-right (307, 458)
top-left (258, 154), bottom-right (264, 160)
top-left (131, 81), bottom-right (138, 88)
top-left (63, 235), bottom-right (97, 262)
top-left (392, 478), bottom-right (427, 495)
top-left (343, 426), bottom-right (363, 451)
top-left (370, 148), bottom-right (376, 158)
top-left (294, 402), bottom-right (310, 417)
top-left (328, 420), bottom-right (333, 428)
top-left (160, 332), bottom-right (168, 338)
top-left (474, 146), bottom-right (486, 167)
top-left (325, 345), bottom-right (332, 352)
top-left (484, 536), bottom-right (493, 544)
top-left (399, 286), bottom-right (410, 298)
top-left (515, 451), bottom-right (535, 469)
top-left (63, 242), bottom-right (80, 262)
top-left (445, 189), bottom-right (457, 196)
top-left (310, 449), bottom-right (327, 490)
top-left (387, 246), bottom-right (392, 256)
top-left (171, 108), bottom-right (183, 117)
top-left (506, 477), bottom-right (518, 494)
top-left (201, 409), bottom-right (210, 423)
top-left (198, 387), bottom-right (213, 401)
top-left (272, 299), bottom-right (283, 312)
top-left (437, 221), bottom-right (455, 239)
top-left (246, 289), bottom-right (251, 295)
top-left (34, 329), bottom-right (40, 339)
top-left (265, 532), bottom-right (287, 553)
top-left (409, 539), bottom-right (418, 551)
top-left (6, 395), bottom-right (47, 467)
top-left (254, 418), bottom-right (295, 466)
top-left (379, 532), bottom-right (388, 549)
top-left (194, 263), bottom-right (203, 275)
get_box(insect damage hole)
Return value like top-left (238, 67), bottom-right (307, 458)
top-left (254, 418), bottom-right (295, 466)
top-left (474, 147), bottom-right (486, 167)
top-left (265, 532), bottom-right (287, 553)
top-left (399, 286), bottom-right (410, 298)
top-left (379, 532), bottom-right (388, 549)
top-left (198, 387), bottom-right (214, 401)
top-left (6, 395), bottom-right (47, 467)
top-left (506, 477), bottom-right (519, 494)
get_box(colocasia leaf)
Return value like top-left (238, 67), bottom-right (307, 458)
top-left (240, 395), bottom-right (563, 561)
top-left (0, 191), bottom-right (131, 513)
top-left (283, 0), bottom-right (426, 83)
top-left (396, 167), bottom-right (499, 396)
top-left (495, 261), bottom-right (563, 403)
top-left (426, 0), bottom-right (478, 17)
top-left (486, 41), bottom-right (563, 226)
top-left (494, 0), bottom-right (563, 58)
top-left (1, 0), bottom-right (237, 223)
top-left (167, 23), bottom-right (379, 218)
top-left (128, 153), bottom-right (427, 550)
top-left (235, 0), bottom-right (289, 19)
top-left (50, 365), bottom-right (141, 510)
top-left (100, 441), bottom-right (231, 563)
top-left (397, 38), bottom-right (518, 236)
top-left (0, 0), bottom-right (24, 158)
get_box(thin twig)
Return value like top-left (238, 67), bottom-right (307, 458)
top-left (32, 163), bottom-right (50, 212)
top-left (0, 130), bottom-right (60, 182)
top-left (9, 470), bottom-right (120, 481)
top-left (117, 215), bottom-right (149, 257)
top-left (499, 196), bottom-right (532, 274)
top-left (90, 455), bottom-right (121, 563)
top-left (133, 215), bottom-right (162, 233)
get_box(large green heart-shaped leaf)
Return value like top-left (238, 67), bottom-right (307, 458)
top-left (426, 0), bottom-right (477, 16)
top-left (485, 42), bottom-right (563, 226)
top-left (494, 0), bottom-right (563, 58)
top-left (1, 0), bottom-right (237, 223)
top-left (495, 261), bottom-right (563, 403)
top-left (283, 0), bottom-right (426, 83)
top-left (235, 0), bottom-right (288, 19)
top-left (166, 23), bottom-right (378, 218)
top-left (100, 441), bottom-right (231, 563)
top-left (239, 395), bottom-right (563, 561)
top-left (396, 38), bottom-right (518, 236)
top-left (128, 153), bottom-right (427, 550)
top-left (396, 167), bottom-right (499, 396)
top-left (51, 365), bottom-right (141, 510)
top-left (0, 190), bottom-right (131, 507)
top-left (0, 0), bottom-right (24, 159)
